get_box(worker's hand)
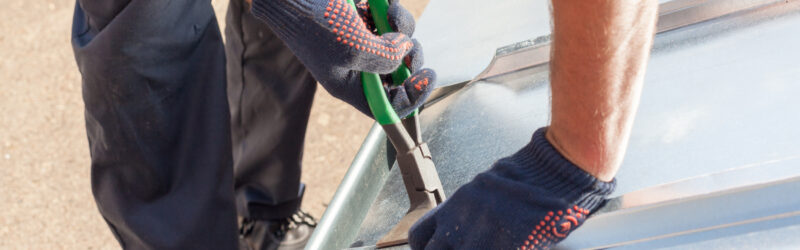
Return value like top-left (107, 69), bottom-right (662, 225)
top-left (408, 128), bottom-right (616, 250)
top-left (250, 0), bottom-right (435, 118)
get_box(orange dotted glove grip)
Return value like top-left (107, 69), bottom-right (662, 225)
top-left (250, 0), bottom-right (435, 118)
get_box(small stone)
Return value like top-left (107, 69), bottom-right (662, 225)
top-left (4, 154), bottom-right (10, 160)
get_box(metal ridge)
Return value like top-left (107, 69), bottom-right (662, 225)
top-left (592, 210), bottom-right (800, 249)
top-left (472, 0), bottom-right (791, 81)
top-left (559, 175), bottom-right (800, 249)
top-left (598, 156), bottom-right (800, 214)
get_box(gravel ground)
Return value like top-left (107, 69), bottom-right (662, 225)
top-left (0, 0), bottom-right (427, 248)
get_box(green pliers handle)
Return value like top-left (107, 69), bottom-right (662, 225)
top-left (347, 0), bottom-right (415, 125)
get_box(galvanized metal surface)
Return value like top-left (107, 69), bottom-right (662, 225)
top-left (352, 1), bottom-right (800, 248)
top-left (470, 0), bottom-right (789, 82)
top-left (413, 0), bottom-right (732, 86)
top-left (558, 164), bottom-right (800, 249)
top-left (305, 124), bottom-right (395, 250)
top-left (656, 0), bottom-right (785, 32)
top-left (413, 0), bottom-right (552, 86)
top-left (308, 0), bottom-right (800, 249)
top-left (309, 1), bottom-right (553, 247)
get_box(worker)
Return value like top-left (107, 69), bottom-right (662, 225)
top-left (71, 0), bottom-right (657, 249)
top-left (70, 0), bottom-right (431, 249)
top-left (407, 1), bottom-right (659, 249)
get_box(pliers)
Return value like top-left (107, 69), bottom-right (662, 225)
top-left (345, 0), bottom-right (446, 247)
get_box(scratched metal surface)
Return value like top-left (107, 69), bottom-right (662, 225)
top-left (350, 2), bottom-right (800, 248)
top-left (413, 0), bottom-right (551, 86)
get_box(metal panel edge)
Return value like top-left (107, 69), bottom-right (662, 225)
top-left (598, 157), bottom-right (800, 214)
top-left (306, 123), bottom-right (393, 250)
top-left (557, 177), bottom-right (800, 249)
top-left (473, 0), bottom-right (790, 81)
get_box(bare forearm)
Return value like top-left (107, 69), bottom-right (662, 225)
top-left (547, 0), bottom-right (658, 181)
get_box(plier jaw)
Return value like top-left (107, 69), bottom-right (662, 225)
top-left (377, 115), bottom-right (446, 248)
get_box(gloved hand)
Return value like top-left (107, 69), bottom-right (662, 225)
top-left (409, 128), bottom-right (616, 250)
top-left (250, 0), bottom-right (434, 118)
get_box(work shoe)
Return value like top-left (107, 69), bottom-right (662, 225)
top-left (239, 210), bottom-right (318, 250)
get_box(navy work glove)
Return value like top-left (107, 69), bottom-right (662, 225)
top-left (409, 128), bottom-right (616, 250)
top-left (250, 0), bottom-right (435, 118)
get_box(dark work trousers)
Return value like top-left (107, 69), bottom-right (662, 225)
top-left (225, 0), bottom-right (317, 221)
top-left (70, 0), bottom-right (316, 248)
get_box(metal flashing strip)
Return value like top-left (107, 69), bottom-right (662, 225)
top-left (472, 0), bottom-right (789, 81)
top-left (598, 156), bottom-right (800, 214)
top-left (558, 176), bottom-right (800, 249)
top-left (471, 37), bottom-right (551, 83)
top-left (596, 210), bottom-right (800, 249)
top-left (657, 0), bottom-right (785, 32)
top-left (556, 158), bottom-right (800, 248)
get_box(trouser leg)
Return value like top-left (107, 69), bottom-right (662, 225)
top-left (71, 0), bottom-right (238, 248)
top-left (225, 0), bottom-right (318, 220)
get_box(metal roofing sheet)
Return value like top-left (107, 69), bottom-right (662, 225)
top-left (307, 0), bottom-right (800, 249)
top-left (351, 1), bottom-right (800, 248)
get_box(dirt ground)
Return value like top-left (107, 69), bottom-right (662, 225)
top-left (0, 0), bottom-right (428, 248)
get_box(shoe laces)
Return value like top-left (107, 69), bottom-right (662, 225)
top-left (288, 209), bottom-right (318, 229)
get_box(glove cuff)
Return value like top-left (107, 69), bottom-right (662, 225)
top-left (491, 127), bottom-right (616, 211)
